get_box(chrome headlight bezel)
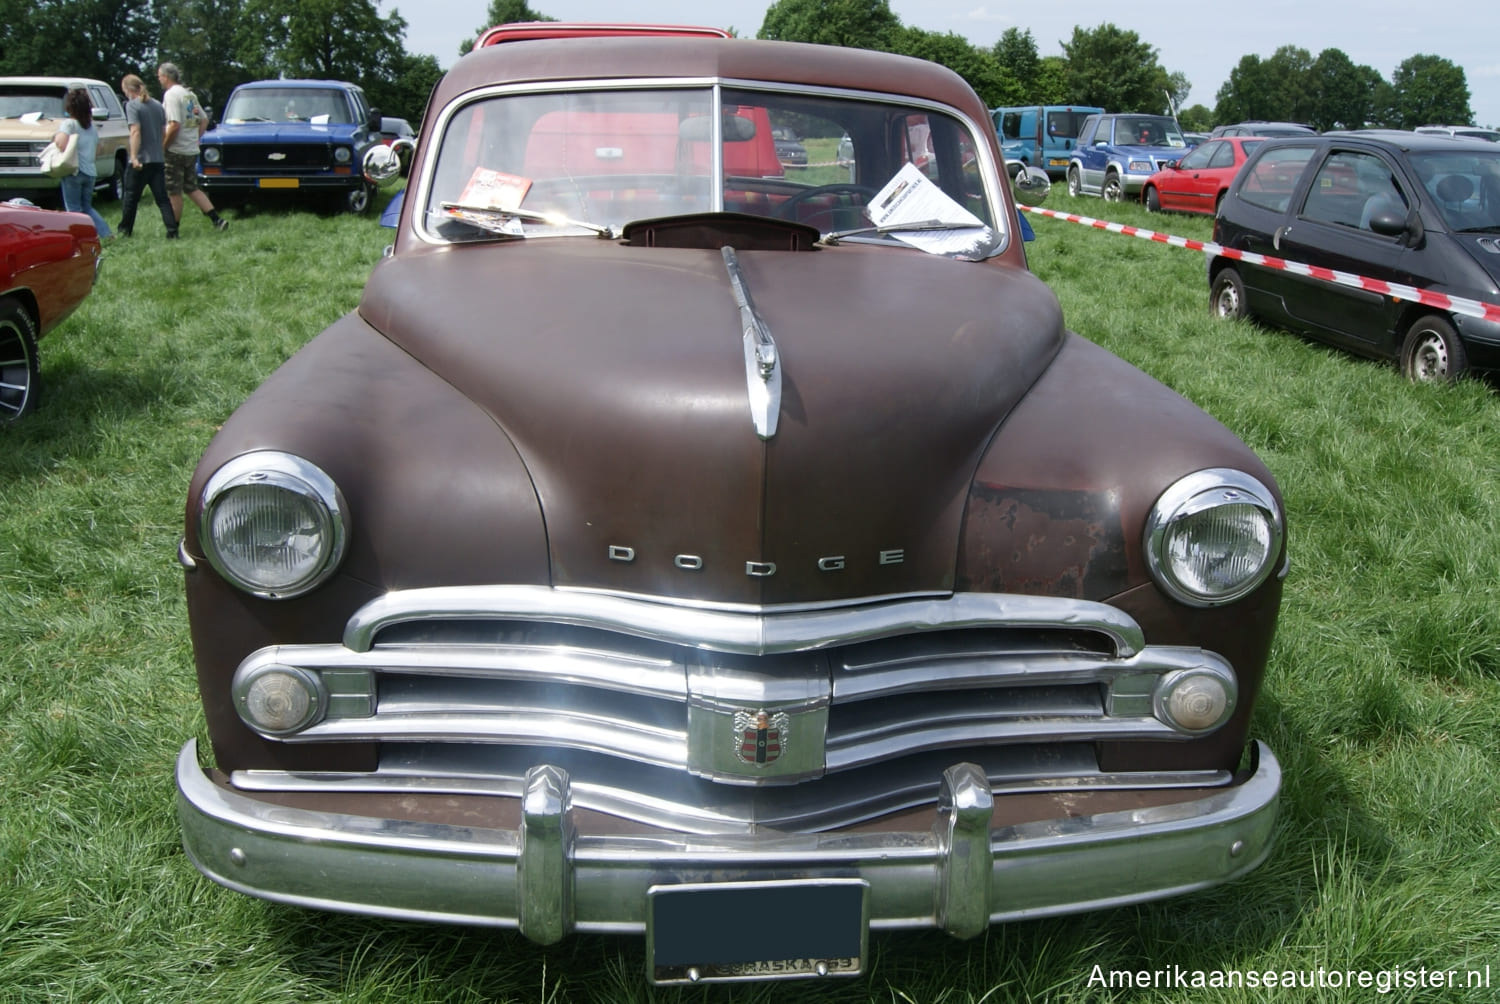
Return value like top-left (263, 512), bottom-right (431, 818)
top-left (1144, 468), bottom-right (1283, 608)
top-left (198, 451), bottom-right (348, 599)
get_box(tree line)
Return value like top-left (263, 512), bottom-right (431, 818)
top-left (0, 0), bottom-right (445, 125)
top-left (758, 0), bottom-right (1477, 130)
top-left (0, 0), bottom-right (1478, 131)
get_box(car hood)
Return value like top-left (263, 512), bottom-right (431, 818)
top-left (205, 123), bottom-right (358, 143)
top-left (359, 239), bottom-right (1066, 606)
top-left (0, 119), bottom-right (63, 141)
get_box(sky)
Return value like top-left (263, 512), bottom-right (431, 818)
top-left (379, 0), bottom-right (1500, 128)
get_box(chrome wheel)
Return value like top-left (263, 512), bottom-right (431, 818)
top-left (1067, 167), bottom-right (1081, 197)
top-left (0, 298), bottom-right (41, 422)
top-left (346, 185), bottom-right (371, 214)
top-left (1102, 174), bottom-right (1124, 202)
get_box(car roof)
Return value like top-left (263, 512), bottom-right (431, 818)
top-left (233, 79), bottom-right (360, 90)
top-left (1317, 129), bottom-right (1494, 152)
top-left (434, 35), bottom-right (987, 125)
top-left (0, 75), bottom-right (111, 89)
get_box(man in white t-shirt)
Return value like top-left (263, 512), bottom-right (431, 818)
top-left (157, 62), bottom-right (228, 233)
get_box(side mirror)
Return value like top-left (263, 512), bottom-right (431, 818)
top-left (363, 140), bottom-right (413, 190)
top-left (367, 108), bottom-right (382, 132)
top-left (1010, 164), bottom-right (1051, 207)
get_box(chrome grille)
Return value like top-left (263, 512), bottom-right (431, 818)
top-left (237, 586), bottom-right (1233, 774)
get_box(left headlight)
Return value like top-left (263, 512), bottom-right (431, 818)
top-left (199, 451), bottom-right (348, 599)
top-left (333, 146), bottom-right (352, 164)
top-left (200, 146), bottom-right (221, 165)
top-left (1144, 468), bottom-right (1283, 607)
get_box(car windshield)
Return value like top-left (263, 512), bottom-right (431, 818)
top-left (0, 87), bottom-right (66, 119)
top-left (419, 84), bottom-right (1001, 249)
top-left (1114, 117), bottom-right (1187, 148)
top-left (1410, 149), bottom-right (1500, 232)
top-left (224, 88), bottom-right (352, 124)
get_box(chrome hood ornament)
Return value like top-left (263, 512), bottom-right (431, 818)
top-left (722, 246), bottom-right (781, 440)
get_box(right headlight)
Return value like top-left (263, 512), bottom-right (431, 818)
top-left (1144, 468), bottom-right (1283, 607)
top-left (200, 146), bottom-right (221, 165)
top-left (199, 451), bottom-right (348, 599)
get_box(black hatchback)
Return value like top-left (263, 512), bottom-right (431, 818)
top-left (1210, 130), bottom-right (1500, 381)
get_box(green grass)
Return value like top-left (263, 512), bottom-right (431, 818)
top-left (3, 189), bottom-right (1499, 1002)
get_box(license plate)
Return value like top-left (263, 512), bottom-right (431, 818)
top-left (258, 178), bottom-right (299, 189)
top-left (647, 879), bottom-right (868, 984)
top-left (1049, 158), bottom-right (1069, 166)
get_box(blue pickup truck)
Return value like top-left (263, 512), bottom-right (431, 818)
top-left (196, 79), bottom-right (384, 213)
top-left (1066, 113), bottom-right (1191, 202)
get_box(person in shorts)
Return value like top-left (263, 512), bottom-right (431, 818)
top-left (157, 62), bottom-right (227, 232)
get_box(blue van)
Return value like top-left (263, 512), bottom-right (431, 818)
top-left (992, 105), bottom-right (1104, 178)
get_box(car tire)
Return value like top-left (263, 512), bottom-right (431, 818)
top-left (1400, 314), bottom-right (1467, 383)
top-left (1145, 186), bottom-right (1161, 212)
top-left (1210, 269), bottom-right (1247, 320)
top-left (0, 297), bottom-right (41, 423)
top-left (346, 185), bottom-right (372, 214)
top-left (106, 152), bottom-right (127, 202)
top-left (1102, 172), bottom-right (1124, 202)
top-left (1067, 166), bottom-right (1081, 197)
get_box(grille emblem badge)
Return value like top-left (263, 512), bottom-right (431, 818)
top-left (733, 710), bottom-right (789, 766)
top-left (267, 152), bottom-right (286, 161)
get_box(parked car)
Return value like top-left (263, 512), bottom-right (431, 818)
top-left (377, 115), bottom-right (415, 175)
top-left (175, 26), bottom-right (1286, 986)
top-left (1211, 130), bottom-right (1500, 381)
top-left (992, 104), bottom-right (1104, 178)
top-left (1142, 136), bottom-right (1265, 215)
top-left (0, 200), bottom-right (102, 421)
top-left (0, 76), bottom-right (129, 203)
top-left (196, 79), bottom-right (384, 213)
top-left (771, 126), bottom-right (807, 167)
top-left (1415, 125), bottom-right (1500, 143)
top-left (1067, 113), bottom-right (1192, 201)
top-left (1210, 121), bottom-right (1316, 139)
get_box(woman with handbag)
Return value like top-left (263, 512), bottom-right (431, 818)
top-left (56, 88), bottom-right (113, 239)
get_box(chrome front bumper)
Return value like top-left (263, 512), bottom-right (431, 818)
top-left (177, 739), bottom-right (1279, 950)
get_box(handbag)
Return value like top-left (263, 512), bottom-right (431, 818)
top-left (40, 131), bottom-right (79, 179)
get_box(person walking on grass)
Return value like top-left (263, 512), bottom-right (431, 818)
top-left (157, 62), bottom-right (227, 234)
top-left (116, 74), bottom-right (178, 239)
top-left (56, 88), bottom-right (112, 239)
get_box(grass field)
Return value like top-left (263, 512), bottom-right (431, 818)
top-left (2, 187), bottom-right (1498, 1002)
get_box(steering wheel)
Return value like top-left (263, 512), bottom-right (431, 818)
top-left (774, 183), bottom-right (879, 221)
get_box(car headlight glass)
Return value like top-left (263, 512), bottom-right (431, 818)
top-left (1145, 468), bottom-right (1282, 607)
top-left (199, 452), bottom-right (347, 598)
top-left (1128, 159), bottom-right (1152, 173)
top-left (334, 146), bottom-right (352, 164)
top-left (201, 146), bottom-right (221, 165)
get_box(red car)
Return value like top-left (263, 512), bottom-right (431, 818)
top-left (0, 202), bottom-right (101, 422)
top-left (1141, 137), bottom-right (1265, 215)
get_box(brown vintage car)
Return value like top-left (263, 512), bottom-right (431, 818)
top-left (175, 31), bottom-right (1286, 985)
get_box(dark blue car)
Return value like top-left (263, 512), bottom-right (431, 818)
top-left (197, 79), bottom-right (383, 213)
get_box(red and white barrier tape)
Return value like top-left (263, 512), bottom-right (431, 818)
top-left (1019, 205), bottom-right (1500, 325)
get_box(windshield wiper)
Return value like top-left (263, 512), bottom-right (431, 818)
top-left (819, 218), bottom-right (987, 245)
top-left (440, 201), bottom-right (615, 238)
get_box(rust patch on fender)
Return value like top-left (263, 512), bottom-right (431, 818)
top-left (956, 483), bottom-right (1130, 599)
